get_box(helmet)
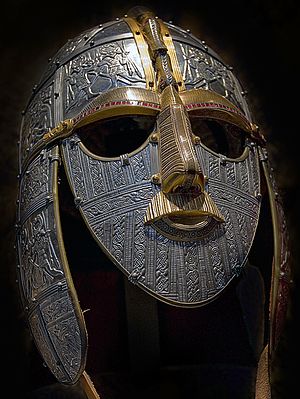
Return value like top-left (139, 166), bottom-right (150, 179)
top-left (15, 6), bottom-right (291, 398)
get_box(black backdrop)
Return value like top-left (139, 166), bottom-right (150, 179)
top-left (1, 0), bottom-right (299, 397)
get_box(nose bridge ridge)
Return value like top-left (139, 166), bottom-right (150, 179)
top-left (158, 85), bottom-right (204, 194)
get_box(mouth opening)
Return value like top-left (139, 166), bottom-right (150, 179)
top-left (164, 213), bottom-right (211, 232)
top-left (167, 213), bottom-right (209, 227)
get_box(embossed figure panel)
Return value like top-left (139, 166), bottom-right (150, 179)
top-left (38, 20), bottom-right (133, 88)
top-left (16, 148), bottom-right (86, 383)
top-left (20, 82), bottom-right (54, 165)
top-left (174, 42), bottom-right (250, 118)
top-left (63, 39), bottom-right (147, 118)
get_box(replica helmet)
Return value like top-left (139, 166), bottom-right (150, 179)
top-left (15, 6), bottom-right (291, 398)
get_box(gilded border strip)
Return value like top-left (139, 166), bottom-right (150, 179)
top-left (124, 17), bottom-right (157, 91)
top-left (158, 20), bottom-right (186, 91)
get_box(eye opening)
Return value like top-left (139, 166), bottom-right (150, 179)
top-left (189, 115), bottom-right (247, 159)
top-left (76, 114), bottom-right (156, 158)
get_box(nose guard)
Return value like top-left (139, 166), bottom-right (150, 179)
top-left (159, 85), bottom-right (204, 194)
top-left (148, 84), bottom-right (224, 227)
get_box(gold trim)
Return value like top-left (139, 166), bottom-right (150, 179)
top-left (42, 87), bottom-right (160, 143)
top-left (79, 135), bottom-right (151, 162)
top-left (52, 145), bottom-right (88, 380)
top-left (200, 143), bottom-right (250, 163)
top-left (80, 371), bottom-right (101, 399)
top-left (43, 119), bottom-right (74, 143)
top-left (124, 17), bottom-right (157, 90)
top-left (180, 88), bottom-right (253, 133)
top-left (76, 86), bottom-right (160, 108)
top-left (158, 85), bottom-right (204, 194)
top-left (255, 344), bottom-right (271, 399)
top-left (261, 154), bottom-right (281, 355)
top-left (74, 87), bottom-right (160, 130)
top-left (158, 20), bottom-right (185, 91)
top-left (76, 104), bottom-right (157, 129)
top-left (144, 190), bottom-right (224, 225)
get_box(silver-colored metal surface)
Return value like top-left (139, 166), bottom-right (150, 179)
top-left (19, 18), bottom-right (250, 171)
top-left (61, 135), bottom-right (261, 306)
top-left (16, 147), bottom-right (87, 383)
top-left (174, 42), bottom-right (250, 118)
top-left (63, 38), bottom-right (147, 118)
top-left (16, 11), bottom-right (290, 392)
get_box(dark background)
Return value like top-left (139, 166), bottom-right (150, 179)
top-left (1, 0), bottom-right (299, 397)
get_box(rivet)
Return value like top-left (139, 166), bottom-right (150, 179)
top-left (193, 135), bottom-right (201, 145)
top-left (255, 192), bottom-right (262, 201)
top-left (69, 138), bottom-right (77, 148)
top-left (220, 156), bottom-right (226, 165)
top-left (151, 174), bottom-right (161, 185)
top-left (150, 133), bottom-right (158, 143)
top-left (120, 154), bottom-right (130, 166)
top-left (74, 197), bottom-right (82, 207)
